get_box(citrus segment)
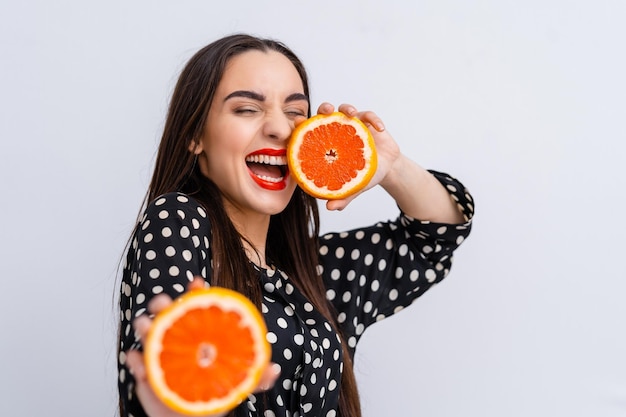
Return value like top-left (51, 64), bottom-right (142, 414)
top-left (144, 287), bottom-right (270, 416)
top-left (288, 112), bottom-right (377, 199)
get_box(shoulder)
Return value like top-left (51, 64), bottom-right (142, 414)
top-left (143, 192), bottom-right (208, 220)
top-left (138, 192), bottom-right (210, 234)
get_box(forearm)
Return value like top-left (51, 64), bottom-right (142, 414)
top-left (380, 155), bottom-right (465, 224)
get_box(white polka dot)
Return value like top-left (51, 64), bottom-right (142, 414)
top-left (322, 338), bottom-right (330, 349)
top-left (266, 332), bottom-right (277, 344)
top-left (425, 269), bottom-right (437, 282)
top-left (192, 218), bottom-right (200, 229)
top-left (158, 210), bottom-right (169, 219)
top-left (284, 305), bottom-right (294, 316)
top-left (141, 219), bottom-right (151, 230)
top-left (303, 302), bottom-right (313, 312)
top-left (145, 250), bottom-right (156, 260)
top-left (364, 301), bottom-right (373, 313)
top-left (370, 280), bottom-right (380, 291)
top-left (335, 247), bottom-right (345, 259)
top-left (161, 227), bottom-right (172, 237)
top-left (319, 245), bottom-right (329, 255)
top-left (277, 318), bottom-right (288, 329)
top-left (350, 248), bottom-right (360, 260)
top-left (302, 403), bottom-right (312, 413)
top-left (330, 269), bottom-right (341, 281)
top-left (342, 270), bottom-right (353, 282)
top-left (378, 259), bottom-right (387, 271)
top-left (283, 348), bottom-right (292, 360)
top-left (328, 379), bottom-right (338, 391)
top-left (180, 226), bottom-right (190, 238)
top-left (355, 323), bottom-right (365, 335)
top-left (359, 275), bottom-right (367, 287)
top-left (172, 283), bottom-right (184, 293)
top-left (389, 289), bottom-right (399, 301)
top-left (294, 334), bottom-right (304, 345)
top-left (337, 312), bottom-right (346, 323)
top-left (395, 267), bottom-right (404, 278)
top-left (326, 410), bottom-right (336, 417)
top-left (165, 246), bottom-right (176, 257)
top-left (423, 245), bottom-right (433, 254)
top-left (355, 231), bottom-right (365, 240)
top-left (264, 411), bottom-right (276, 417)
top-left (457, 235), bottom-right (465, 244)
top-left (143, 233), bottom-right (153, 243)
top-left (152, 286), bottom-right (163, 294)
top-left (342, 291), bottom-right (351, 302)
top-left (155, 197), bottom-right (166, 206)
top-left (181, 250), bottom-right (192, 261)
top-left (410, 269), bottom-right (419, 281)
top-left (371, 233), bottom-right (381, 244)
top-left (326, 289), bottom-right (336, 300)
top-left (399, 243), bottom-right (408, 256)
top-left (136, 293), bottom-right (145, 304)
top-left (364, 254), bottom-right (373, 265)
top-left (149, 268), bottom-right (160, 279)
top-left (169, 266), bottom-right (180, 276)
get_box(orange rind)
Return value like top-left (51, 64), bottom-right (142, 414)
top-left (288, 112), bottom-right (377, 200)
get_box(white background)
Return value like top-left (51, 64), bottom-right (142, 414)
top-left (1, 1), bottom-right (625, 416)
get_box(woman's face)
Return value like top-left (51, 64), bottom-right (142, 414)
top-left (194, 49), bottom-right (308, 220)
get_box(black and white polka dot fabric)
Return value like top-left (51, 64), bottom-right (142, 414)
top-left (118, 170), bottom-right (474, 417)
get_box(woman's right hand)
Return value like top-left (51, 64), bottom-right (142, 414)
top-left (125, 277), bottom-right (281, 417)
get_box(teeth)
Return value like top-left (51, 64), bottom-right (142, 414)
top-left (255, 174), bottom-right (284, 183)
top-left (246, 154), bottom-right (287, 166)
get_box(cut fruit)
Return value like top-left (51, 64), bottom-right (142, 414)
top-left (287, 112), bottom-right (377, 200)
top-left (144, 287), bottom-right (270, 416)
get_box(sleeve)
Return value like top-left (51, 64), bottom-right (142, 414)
top-left (319, 170), bottom-right (474, 352)
top-left (117, 192), bottom-right (212, 416)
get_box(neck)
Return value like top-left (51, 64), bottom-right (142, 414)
top-left (224, 203), bottom-right (271, 268)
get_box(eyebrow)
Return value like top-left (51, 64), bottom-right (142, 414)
top-left (223, 90), bottom-right (309, 103)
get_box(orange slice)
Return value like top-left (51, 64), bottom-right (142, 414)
top-left (287, 112), bottom-right (377, 199)
top-left (144, 287), bottom-right (270, 416)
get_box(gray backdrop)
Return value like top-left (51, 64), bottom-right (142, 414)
top-left (1, 1), bottom-right (625, 416)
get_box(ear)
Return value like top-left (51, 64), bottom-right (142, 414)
top-left (188, 140), bottom-right (203, 155)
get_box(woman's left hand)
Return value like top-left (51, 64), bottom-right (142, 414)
top-left (313, 102), bottom-right (401, 211)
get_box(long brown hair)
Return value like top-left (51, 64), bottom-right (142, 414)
top-left (123, 34), bottom-right (361, 416)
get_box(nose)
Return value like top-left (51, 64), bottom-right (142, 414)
top-left (262, 111), bottom-right (293, 142)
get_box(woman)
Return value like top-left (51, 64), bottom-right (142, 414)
top-left (118, 33), bottom-right (474, 417)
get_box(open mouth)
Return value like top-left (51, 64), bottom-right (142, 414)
top-left (245, 150), bottom-right (289, 190)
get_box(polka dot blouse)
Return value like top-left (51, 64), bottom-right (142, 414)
top-left (118, 170), bottom-right (474, 417)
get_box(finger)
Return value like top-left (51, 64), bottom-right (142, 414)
top-left (337, 103), bottom-right (358, 117)
top-left (316, 102), bottom-right (334, 115)
top-left (188, 276), bottom-right (206, 291)
top-left (325, 194), bottom-right (358, 211)
top-left (132, 314), bottom-right (153, 340)
top-left (254, 363), bottom-right (281, 393)
top-left (293, 114), bottom-right (308, 127)
top-left (126, 350), bottom-right (147, 381)
top-left (148, 293), bottom-right (173, 314)
top-left (356, 110), bottom-right (385, 132)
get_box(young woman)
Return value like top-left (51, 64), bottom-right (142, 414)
top-left (118, 33), bottom-right (474, 417)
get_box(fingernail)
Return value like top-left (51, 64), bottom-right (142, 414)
top-left (376, 122), bottom-right (385, 131)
